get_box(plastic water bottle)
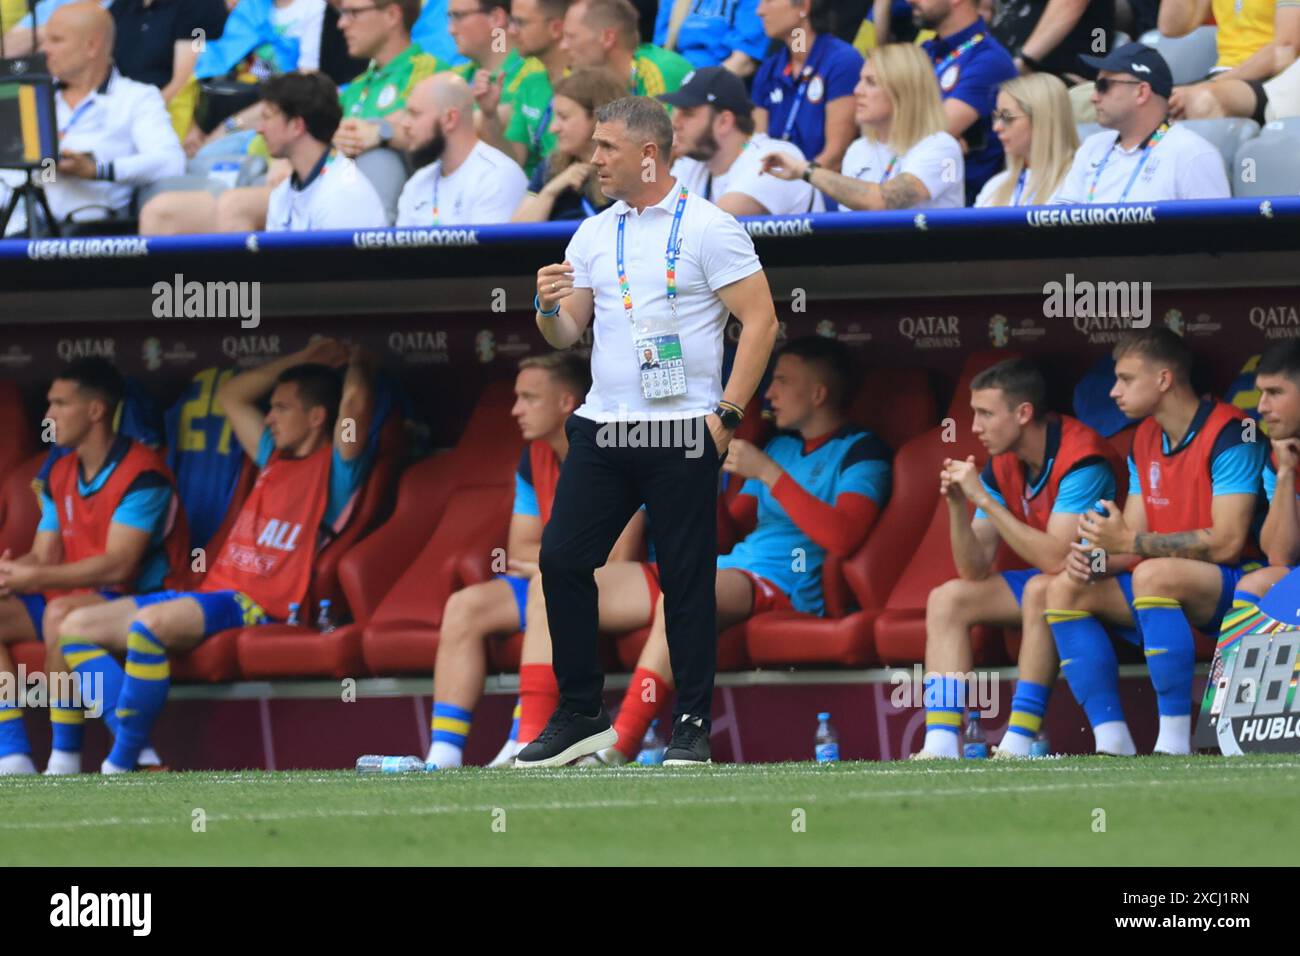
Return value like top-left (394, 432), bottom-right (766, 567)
top-left (1029, 730), bottom-right (1051, 758)
top-left (316, 599), bottom-right (335, 634)
top-left (636, 720), bottom-right (665, 765)
top-left (814, 712), bottom-right (840, 762)
top-left (962, 712), bottom-right (988, 759)
top-left (285, 602), bottom-right (301, 627)
top-left (210, 159), bottom-right (241, 190)
top-left (355, 755), bottom-right (428, 773)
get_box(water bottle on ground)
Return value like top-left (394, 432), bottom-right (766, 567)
top-left (636, 719), bottom-right (665, 765)
top-left (814, 712), bottom-right (840, 762)
top-left (962, 711), bottom-right (988, 759)
top-left (356, 755), bottom-right (428, 773)
top-left (1029, 730), bottom-right (1051, 758)
top-left (286, 602), bottom-right (301, 627)
top-left (316, 599), bottom-right (335, 634)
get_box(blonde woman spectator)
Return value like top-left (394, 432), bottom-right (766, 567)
top-left (760, 43), bottom-right (964, 210)
top-left (975, 72), bottom-right (1078, 207)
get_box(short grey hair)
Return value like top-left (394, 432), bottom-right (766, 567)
top-left (594, 96), bottom-right (673, 158)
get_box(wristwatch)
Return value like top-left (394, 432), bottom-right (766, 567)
top-left (714, 403), bottom-right (743, 431)
top-left (378, 119), bottom-right (394, 148)
top-left (801, 160), bottom-right (820, 183)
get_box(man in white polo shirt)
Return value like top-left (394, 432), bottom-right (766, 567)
top-left (518, 96), bottom-right (778, 768)
top-left (1055, 43), bottom-right (1230, 205)
top-left (1, 1), bottom-right (184, 235)
top-left (261, 72), bottom-right (390, 232)
top-left (660, 67), bottom-right (821, 217)
top-left (395, 73), bottom-right (529, 227)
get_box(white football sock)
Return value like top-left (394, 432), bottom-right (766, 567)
top-left (1153, 715), bottom-right (1191, 755)
top-left (100, 759), bottom-right (132, 775)
top-left (1093, 720), bottom-right (1137, 756)
top-left (487, 738), bottom-right (523, 767)
top-left (997, 731), bottom-right (1033, 757)
top-left (44, 749), bottom-right (82, 775)
top-left (137, 746), bottom-right (162, 767)
top-left (921, 729), bottom-right (959, 758)
top-left (0, 753), bottom-right (36, 775)
top-left (426, 741), bottom-right (463, 769)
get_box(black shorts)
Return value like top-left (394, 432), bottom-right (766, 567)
top-left (1195, 71), bottom-right (1269, 125)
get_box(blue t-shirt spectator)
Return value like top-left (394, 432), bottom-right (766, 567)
top-left (751, 32), bottom-right (862, 166)
top-left (921, 17), bottom-right (1016, 204)
top-left (653, 0), bottom-right (769, 69)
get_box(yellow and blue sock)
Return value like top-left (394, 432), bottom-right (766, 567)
top-left (508, 697), bottom-right (521, 743)
top-left (428, 701), bottom-right (472, 768)
top-left (107, 622), bottom-right (170, 770)
top-left (1046, 610), bottom-right (1126, 727)
top-left (1000, 680), bottom-right (1051, 755)
top-left (0, 701), bottom-right (30, 758)
top-left (1132, 596), bottom-right (1195, 718)
top-left (59, 636), bottom-right (126, 745)
top-left (921, 674), bottom-right (963, 757)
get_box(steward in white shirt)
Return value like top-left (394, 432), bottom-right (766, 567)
top-left (521, 96), bottom-right (778, 769)
top-left (2, 2), bottom-right (184, 234)
top-left (396, 73), bottom-right (528, 227)
top-left (260, 72), bottom-right (390, 232)
top-left (1055, 42), bottom-right (1231, 204)
top-left (661, 67), bottom-right (821, 216)
top-left (760, 44), bottom-right (965, 211)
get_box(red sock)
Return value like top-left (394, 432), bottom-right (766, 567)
top-left (518, 663), bottom-right (560, 744)
top-left (614, 667), bottom-right (667, 760)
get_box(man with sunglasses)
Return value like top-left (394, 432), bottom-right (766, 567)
top-left (1055, 42), bottom-right (1229, 204)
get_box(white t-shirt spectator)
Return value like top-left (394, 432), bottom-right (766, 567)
top-left (1, 68), bottom-right (184, 234)
top-left (1054, 124), bottom-right (1230, 204)
top-left (270, 0), bottom-right (325, 72)
top-left (266, 150), bottom-right (389, 231)
top-left (974, 168), bottom-right (1066, 206)
top-left (671, 133), bottom-right (823, 215)
top-left (565, 181), bottom-right (762, 421)
top-left (396, 140), bottom-right (529, 226)
top-left (839, 131), bottom-right (965, 209)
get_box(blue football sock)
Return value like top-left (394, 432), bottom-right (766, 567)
top-left (508, 697), bottom-right (522, 743)
top-left (0, 702), bottom-right (30, 758)
top-left (431, 701), bottom-right (473, 751)
top-left (108, 622), bottom-right (171, 769)
top-left (922, 675), bottom-right (964, 736)
top-left (1133, 596), bottom-right (1195, 718)
top-left (1006, 680), bottom-right (1051, 739)
top-left (1046, 610), bottom-right (1125, 728)
top-left (60, 638), bottom-right (128, 746)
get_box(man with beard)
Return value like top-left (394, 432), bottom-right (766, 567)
top-left (395, 73), bottom-right (530, 226)
top-left (661, 67), bottom-right (821, 216)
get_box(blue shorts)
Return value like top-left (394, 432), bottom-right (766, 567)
top-left (495, 574), bottom-right (530, 631)
top-left (133, 589), bottom-right (271, 638)
top-left (1115, 561), bottom-right (1263, 645)
top-left (18, 589), bottom-right (120, 642)
top-left (999, 569), bottom-right (1040, 607)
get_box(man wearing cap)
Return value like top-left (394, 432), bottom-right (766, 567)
top-left (662, 67), bottom-right (821, 217)
top-left (1055, 42), bottom-right (1230, 204)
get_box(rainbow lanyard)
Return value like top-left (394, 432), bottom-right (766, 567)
top-left (1012, 168), bottom-right (1028, 205)
top-left (932, 32), bottom-right (985, 77)
top-left (879, 154), bottom-right (899, 183)
top-left (615, 186), bottom-right (689, 326)
top-left (1087, 121), bottom-right (1169, 203)
top-left (779, 42), bottom-right (825, 142)
top-left (533, 100), bottom-right (553, 154)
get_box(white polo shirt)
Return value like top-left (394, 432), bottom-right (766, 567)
top-left (396, 140), bottom-right (529, 226)
top-left (265, 149), bottom-right (389, 231)
top-left (565, 179), bottom-right (763, 422)
top-left (974, 167), bottom-right (1066, 206)
top-left (840, 131), bottom-right (965, 209)
top-left (1054, 123), bottom-right (1230, 204)
top-left (671, 133), bottom-right (822, 215)
top-left (1, 67), bottom-right (184, 234)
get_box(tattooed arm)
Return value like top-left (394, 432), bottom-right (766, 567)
top-left (1130, 494), bottom-right (1257, 563)
top-left (757, 152), bottom-right (933, 211)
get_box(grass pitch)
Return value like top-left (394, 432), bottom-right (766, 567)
top-left (2, 755), bottom-right (1296, 866)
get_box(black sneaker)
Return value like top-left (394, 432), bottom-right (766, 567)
top-left (514, 706), bottom-right (617, 768)
top-left (663, 714), bottom-right (712, 765)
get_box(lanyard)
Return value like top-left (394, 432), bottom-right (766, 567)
top-left (1012, 167), bottom-right (1028, 205)
top-left (705, 139), bottom-right (753, 199)
top-left (580, 194), bottom-right (597, 217)
top-left (932, 32), bottom-right (985, 77)
top-left (615, 186), bottom-right (689, 326)
top-left (627, 60), bottom-right (639, 95)
top-left (533, 100), bottom-right (553, 154)
top-left (59, 95), bottom-right (98, 139)
top-left (1087, 122), bottom-right (1168, 203)
top-left (779, 42), bottom-right (824, 142)
top-left (431, 168), bottom-right (441, 224)
top-left (285, 149), bottom-right (334, 228)
top-left (879, 154), bottom-right (899, 183)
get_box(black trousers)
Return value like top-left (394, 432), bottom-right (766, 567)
top-left (539, 413), bottom-right (722, 724)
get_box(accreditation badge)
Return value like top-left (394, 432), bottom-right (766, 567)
top-left (807, 75), bottom-right (825, 104)
top-left (635, 333), bottom-right (687, 400)
top-left (939, 65), bottom-right (960, 92)
top-left (376, 83), bottom-right (398, 110)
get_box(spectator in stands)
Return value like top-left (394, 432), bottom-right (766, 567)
top-left (563, 336), bottom-right (893, 765)
top-left (913, 358), bottom-right (1122, 760)
top-left (989, 0), bottom-right (1115, 81)
top-left (664, 66), bottom-right (822, 214)
top-left (512, 67), bottom-right (625, 221)
top-left (1164, 1), bottom-right (1300, 125)
top-left (761, 44), bottom-right (965, 209)
top-left (0, 1), bottom-right (185, 235)
top-left (262, 71), bottom-right (390, 229)
top-left (751, 0), bottom-right (864, 172)
top-left (1054, 43), bottom-right (1231, 202)
top-left (395, 73), bottom-right (529, 224)
top-left (653, 0), bottom-right (768, 77)
top-left (561, 0), bottom-right (693, 96)
top-left (450, 0), bottom-right (545, 131)
top-left (54, 338), bottom-right (377, 774)
top-left (424, 353), bottom-right (650, 769)
top-left (1045, 329), bottom-right (1265, 757)
top-left (974, 72), bottom-right (1078, 205)
top-left (483, 0), bottom-right (571, 177)
top-left (911, 0), bottom-right (1018, 204)
top-left (0, 359), bottom-right (186, 776)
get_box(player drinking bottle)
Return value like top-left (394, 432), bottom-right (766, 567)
top-left (962, 712), bottom-right (988, 759)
